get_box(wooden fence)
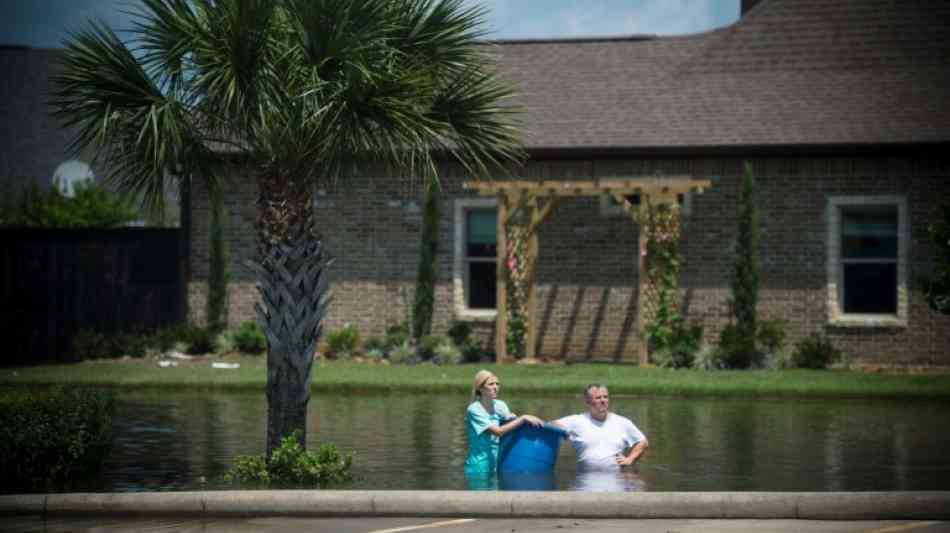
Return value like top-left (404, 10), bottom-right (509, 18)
top-left (0, 228), bottom-right (186, 365)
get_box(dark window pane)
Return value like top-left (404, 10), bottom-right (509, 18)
top-left (468, 261), bottom-right (497, 309)
top-left (842, 206), bottom-right (897, 259)
top-left (843, 263), bottom-right (897, 314)
top-left (467, 209), bottom-right (497, 258)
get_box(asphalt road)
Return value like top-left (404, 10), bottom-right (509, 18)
top-left (1, 516), bottom-right (948, 533)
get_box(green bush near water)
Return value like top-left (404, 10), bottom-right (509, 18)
top-left (224, 431), bottom-right (352, 488)
top-left (0, 388), bottom-right (115, 494)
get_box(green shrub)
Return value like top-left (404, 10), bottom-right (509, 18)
top-left (432, 340), bottom-right (462, 365)
top-left (447, 320), bottom-right (473, 347)
top-left (692, 344), bottom-right (726, 371)
top-left (71, 329), bottom-right (151, 360)
top-left (461, 340), bottom-right (485, 363)
top-left (71, 329), bottom-right (110, 360)
top-left (232, 321), bottom-right (266, 354)
top-left (388, 340), bottom-right (417, 365)
top-left (383, 322), bottom-right (410, 353)
top-left (417, 335), bottom-right (447, 361)
top-left (792, 333), bottom-right (841, 369)
top-left (325, 324), bottom-right (360, 359)
top-left (151, 324), bottom-right (189, 353)
top-left (0, 387), bottom-right (115, 493)
top-left (717, 323), bottom-right (764, 369)
top-left (224, 431), bottom-right (351, 488)
top-left (363, 336), bottom-right (386, 359)
top-left (650, 321), bottom-right (703, 369)
top-left (183, 325), bottom-right (216, 355)
top-left (763, 349), bottom-right (793, 370)
top-left (1, 178), bottom-right (139, 228)
top-left (757, 319), bottom-right (787, 356)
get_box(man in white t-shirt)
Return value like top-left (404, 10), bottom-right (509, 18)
top-left (554, 384), bottom-right (649, 471)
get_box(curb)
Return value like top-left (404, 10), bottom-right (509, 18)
top-left (1, 491), bottom-right (949, 519)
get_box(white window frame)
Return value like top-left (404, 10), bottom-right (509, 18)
top-left (453, 197), bottom-right (498, 321)
top-left (826, 195), bottom-right (908, 328)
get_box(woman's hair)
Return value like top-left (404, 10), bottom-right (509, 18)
top-left (472, 369), bottom-right (496, 399)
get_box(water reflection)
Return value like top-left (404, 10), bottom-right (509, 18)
top-left (28, 389), bottom-right (950, 493)
top-left (571, 470), bottom-right (646, 492)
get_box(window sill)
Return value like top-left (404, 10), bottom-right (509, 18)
top-left (828, 314), bottom-right (907, 328)
top-left (455, 309), bottom-right (497, 323)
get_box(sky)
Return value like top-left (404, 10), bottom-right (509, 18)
top-left (1, 0), bottom-right (741, 49)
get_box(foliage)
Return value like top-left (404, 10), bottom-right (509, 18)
top-left (691, 344), bottom-right (727, 371)
top-left (231, 321), bottom-right (267, 354)
top-left (387, 340), bottom-right (417, 365)
top-left (384, 322), bottom-right (411, 353)
top-left (417, 335), bottom-right (447, 361)
top-left (756, 319), bottom-right (787, 356)
top-left (792, 333), bottom-right (842, 369)
top-left (726, 163), bottom-right (761, 366)
top-left (71, 328), bottom-right (150, 360)
top-left (412, 178), bottom-right (440, 340)
top-left (922, 204), bottom-right (950, 314)
top-left (506, 311), bottom-right (527, 359)
top-left (447, 321), bottom-right (473, 347)
top-left (0, 387), bottom-right (114, 493)
top-left (633, 197), bottom-right (685, 363)
top-left (52, 0), bottom-right (524, 454)
top-left (207, 183), bottom-right (229, 332)
top-left (224, 431), bottom-right (351, 488)
top-left (182, 325), bottom-right (216, 355)
top-left (432, 340), bottom-right (463, 365)
top-left (324, 324), bottom-right (361, 359)
top-left (650, 322), bottom-right (703, 369)
top-left (717, 324), bottom-right (764, 369)
top-left (0, 179), bottom-right (139, 228)
top-left (448, 320), bottom-right (484, 362)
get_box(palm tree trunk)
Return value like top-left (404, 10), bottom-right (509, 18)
top-left (251, 170), bottom-right (331, 456)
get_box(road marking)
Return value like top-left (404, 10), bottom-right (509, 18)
top-left (861, 522), bottom-right (942, 533)
top-left (366, 518), bottom-right (477, 533)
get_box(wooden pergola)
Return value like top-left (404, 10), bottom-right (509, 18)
top-left (462, 176), bottom-right (712, 364)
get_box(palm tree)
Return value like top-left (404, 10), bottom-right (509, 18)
top-left (52, 0), bottom-right (523, 456)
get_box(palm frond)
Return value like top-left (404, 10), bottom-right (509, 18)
top-left (50, 20), bottom-right (199, 217)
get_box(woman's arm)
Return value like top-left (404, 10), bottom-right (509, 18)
top-left (484, 414), bottom-right (544, 437)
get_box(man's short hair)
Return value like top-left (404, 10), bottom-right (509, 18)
top-left (584, 383), bottom-right (608, 401)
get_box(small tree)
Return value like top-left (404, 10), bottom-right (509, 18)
top-left (412, 177), bottom-right (440, 340)
top-left (1, 179), bottom-right (138, 228)
top-left (922, 204), bottom-right (950, 314)
top-left (207, 182), bottom-right (229, 332)
top-left (723, 162), bottom-right (761, 368)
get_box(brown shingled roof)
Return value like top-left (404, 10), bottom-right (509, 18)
top-left (491, 0), bottom-right (950, 152)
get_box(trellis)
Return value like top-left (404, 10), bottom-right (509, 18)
top-left (462, 177), bottom-right (712, 364)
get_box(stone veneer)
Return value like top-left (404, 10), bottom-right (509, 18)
top-left (187, 155), bottom-right (950, 366)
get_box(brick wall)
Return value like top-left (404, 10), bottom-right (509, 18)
top-left (188, 154), bottom-right (950, 366)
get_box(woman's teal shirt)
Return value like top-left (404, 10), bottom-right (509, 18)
top-left (464, 399), bottom-right (512, 474)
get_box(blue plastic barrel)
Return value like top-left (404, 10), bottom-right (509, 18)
top-left (497, 422), bottom-right (567, 473)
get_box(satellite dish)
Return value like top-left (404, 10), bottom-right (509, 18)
top-left (52, 160), bottom-right (95, 198)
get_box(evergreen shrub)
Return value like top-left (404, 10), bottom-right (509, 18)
top-left (324, 324), bottom-right (360, 359)
top-left (0, 387), bottom-right (114, 493)
top-left (792, 333), bottom-right (842, 369)
top-left (232, 321), bottom-right (266, 354)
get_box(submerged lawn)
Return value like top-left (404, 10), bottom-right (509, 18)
top-left (2, 356), bottom-right (950, 400)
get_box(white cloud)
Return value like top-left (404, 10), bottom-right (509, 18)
top-left (465, 0), bottom-right (735, 40)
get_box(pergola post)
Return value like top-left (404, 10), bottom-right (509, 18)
top-left (494, 193), bottom-right (509, 361)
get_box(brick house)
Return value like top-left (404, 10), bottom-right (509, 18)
top-left (187, 0), bottom-right (950, 367)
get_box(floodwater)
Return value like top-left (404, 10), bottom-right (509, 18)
top-left (67, 389), bottom-right (950, 493)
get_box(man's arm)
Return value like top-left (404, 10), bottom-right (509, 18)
top-left (616, 437), bottom-right (648, 467)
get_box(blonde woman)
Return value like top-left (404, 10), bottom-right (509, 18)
top-left (464, 369), bottom-right (543, 476)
